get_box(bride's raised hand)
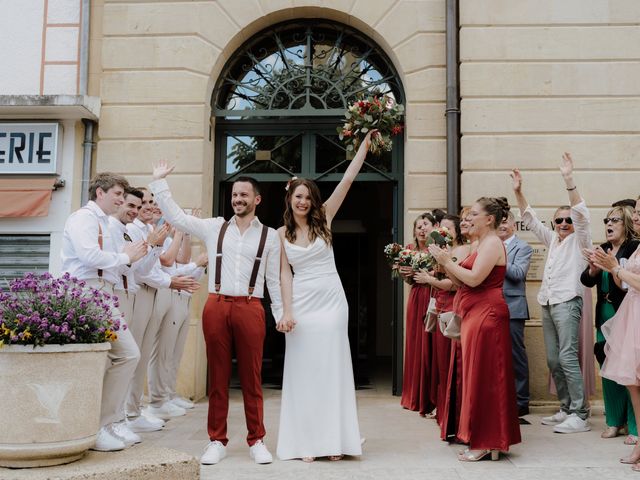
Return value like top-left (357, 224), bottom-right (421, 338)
top-left (359, 129), bottom-right (378, 153)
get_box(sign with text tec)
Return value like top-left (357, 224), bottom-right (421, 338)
top-left (0, 123), bottom-right (59, 174)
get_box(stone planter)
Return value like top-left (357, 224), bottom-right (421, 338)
top-left (0, 343), bottom-right (111, 468)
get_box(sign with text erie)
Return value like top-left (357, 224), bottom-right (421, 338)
top-left (0, 123), bottom-right (59, 174)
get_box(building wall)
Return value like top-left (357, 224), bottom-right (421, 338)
top-left (93, 0), bottom-right (448, 400)
top-left (460, 0), bottom-right (640, 402)
top-left (0, 0), bottom-right (84, 95)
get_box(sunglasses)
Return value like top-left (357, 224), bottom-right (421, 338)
top-left (603, 217), bottom-right (623, 225)
top-left (554, 217), bottom-right (573, 225)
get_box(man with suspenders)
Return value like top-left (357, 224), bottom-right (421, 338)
top-left (150, 162), bottom-right (283, 465)
top-left (61, 173), bottom-right (147, 451)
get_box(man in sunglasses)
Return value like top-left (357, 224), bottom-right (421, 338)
top-left (511, 153), bottom-right (592, 434)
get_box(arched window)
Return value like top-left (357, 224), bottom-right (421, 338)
top-left (213, 20), bottom-right (404, 118)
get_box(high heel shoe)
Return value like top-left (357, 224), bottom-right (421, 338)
top-left (601, 426), bottom-right (622, 439)
top-left (302, 456), bottom-right (315, 463)
top-left (458, 449), bottom-right (500, 462)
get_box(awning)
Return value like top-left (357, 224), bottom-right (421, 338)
top-left (0, 178), bottom-right (56, 218)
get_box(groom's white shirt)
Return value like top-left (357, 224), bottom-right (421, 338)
top-left (149, 179), bottom-right (283, 318)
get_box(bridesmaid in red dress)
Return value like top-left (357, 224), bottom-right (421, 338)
top-left (400, 213), bottom-right (436, 412)
top-left (439, 209), bottom-right (475, 441)
top-left (413, 214), bottom-right (469, 425)
top-left (430, 197), bottom-right (521, 461)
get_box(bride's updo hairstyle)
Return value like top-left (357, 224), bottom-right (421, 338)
top-left (284, 178), bottom-right (333, 246)
top-left (476, 196), bottom-right (511, 229)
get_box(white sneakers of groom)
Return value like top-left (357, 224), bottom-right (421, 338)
top-left (201, 440), bottom-right (227, 465)
top-left (249, 440), bottom-right (273, 464)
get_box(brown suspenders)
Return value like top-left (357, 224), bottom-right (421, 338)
top-left (214, 220), bottom-right (269, 298)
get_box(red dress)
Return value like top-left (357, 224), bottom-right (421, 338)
top-left (440, 290), bottom-right (463, 441)
top-left (401, 283), bottom-right (432, 411)
top-left (432, 288), bottom-right (453, 424)
top-left (456, 252), bottom-right (521, 451)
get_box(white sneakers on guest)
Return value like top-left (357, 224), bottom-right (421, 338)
top-left (145, 401), bottom-right (186, 420)
top-left (171, 396), bottom-right (195, 409)
top-left (553, 413), bottom-right (591, 434)
top-left (127, 414), bottom-right (165, 432)
top-left (541, 410), bottom-right (568, 426)
top-left (201, 440), bottom-right (227, 465)
top-left (112, 421), bottom-right (142, 446)
top-left (92, 425), bottom-right (126, 452)
top-left (249, 440), bottom-right (273, 464)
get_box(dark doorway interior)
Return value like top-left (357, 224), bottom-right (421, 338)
top-left (219, 181), bottom-right (395, 389)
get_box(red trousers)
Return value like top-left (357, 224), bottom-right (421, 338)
top-left (202, 294), bottom-right (266, 446)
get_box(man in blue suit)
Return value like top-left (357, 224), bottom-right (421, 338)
top-left (498, 210), bottom-right (534, 418)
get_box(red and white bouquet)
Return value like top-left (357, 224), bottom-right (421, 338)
top-left (383, 242), bottom-right (403, 266)
top-left (338, 94), bottom-right (404, 155)
top-left (428, 227), bottom-right (454, 248)
top-left (411, 251), bottom-right (435, 272)
top-left (396, 248), bottom-right (416, 268)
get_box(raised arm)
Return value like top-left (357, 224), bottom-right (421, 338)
top-left (560, 153), bottom-right (581, 207)
top-left (512, 169), bottom-right (553, 247)
top-left (323, 130), bottom-right (375, 224)
top-left (150, 160), bottom-right (216, 240)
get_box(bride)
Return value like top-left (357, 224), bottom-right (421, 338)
top-left (275, 130), bottom-right (375, 462)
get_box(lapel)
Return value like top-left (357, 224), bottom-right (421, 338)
top-left (507, 236), bottom-right (519, 257)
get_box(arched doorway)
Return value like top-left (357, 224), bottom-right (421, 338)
top-left (211, 19), bottom-right (405, 393)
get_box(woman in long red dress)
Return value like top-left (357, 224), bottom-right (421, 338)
top-left (430, 197), bottom-right (521, 461)
top-left (400, 213), bottom-right (437, 411)
top-left (439, 209), bottom-right (474, 441)
top-left (413, 214), bottom-right (469, 425)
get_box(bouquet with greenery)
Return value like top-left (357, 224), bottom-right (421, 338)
top-left (0, 272), bottom-right (123, 348)
top-left (337, 94), bottom-right (404, 155)
top-left (396, 248), bottom-right (416, 268)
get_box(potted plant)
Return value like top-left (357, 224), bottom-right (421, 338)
top-left (0, 272), bottom-right (122, 468)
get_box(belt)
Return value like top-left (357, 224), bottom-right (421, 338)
top-left (210, 293), bottom-right (262, 304)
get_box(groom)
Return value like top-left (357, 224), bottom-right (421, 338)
top-left (149, 162), bottom-right (283, 465)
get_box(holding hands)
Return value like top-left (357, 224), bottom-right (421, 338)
top-left (276, 313), bottom-right (297, 333)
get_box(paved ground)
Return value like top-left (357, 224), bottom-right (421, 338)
top-left (140, 381), bottom-right (638, 480)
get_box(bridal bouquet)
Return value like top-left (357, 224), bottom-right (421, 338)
top-left (337, 94), bottom-right (404, 155)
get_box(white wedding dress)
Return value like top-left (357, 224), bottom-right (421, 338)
top-left (276, 236), bottom-right (362, 460)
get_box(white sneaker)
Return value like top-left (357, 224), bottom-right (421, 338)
top-left (127, 414), bottom-right (164, 433)
top-left (541, 410), bottom-right (568, 426)
top-left (92, 426), bottom-right (126, 452)
top-left (145, 402), bottom-right (186, 420)
top-left (111, 421), bottom-right (142, 446)
top-left (249, 440), bottom-right (273, 464)
top-left (171, 396), bottom-right (195, 409)
top-left (553, 413), bottom-right (591, 433)
top-left (201, 440), bottom-right (226, 465)
top-left (142, 411), bottom-right (167, 427)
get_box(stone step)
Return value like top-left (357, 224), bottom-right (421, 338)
top-left (0, 446), bottom-right (199, 480)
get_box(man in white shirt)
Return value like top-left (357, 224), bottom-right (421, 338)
top-left (125, 188), bottom-right (200, 427)
top-left (150, 161), bottom-right (282, 466)
top-left (61, 173), bottom-right (147, 451)
top-left (511, 153), bottom-right (592, 434)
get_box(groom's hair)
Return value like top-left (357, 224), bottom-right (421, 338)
top-left (234, 176), bottom-right (261, 195)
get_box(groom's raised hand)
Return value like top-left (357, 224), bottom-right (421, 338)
top-left (153, 159), bottom-right (175, 180)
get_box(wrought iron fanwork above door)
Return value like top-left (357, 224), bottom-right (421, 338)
top-left (212, 20), bottom-right (404, 118)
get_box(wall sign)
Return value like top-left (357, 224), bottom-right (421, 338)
top-left (0, 123), bottom-right (59, 174)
